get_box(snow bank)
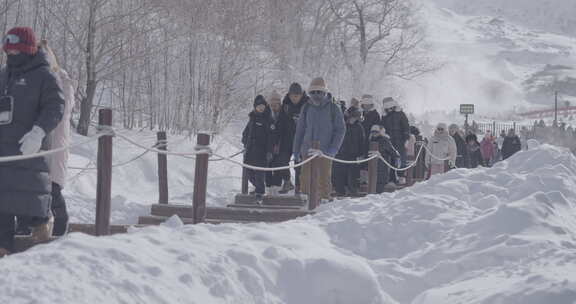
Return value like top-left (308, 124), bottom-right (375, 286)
top-left (1, 145), bottom-right (575, 304)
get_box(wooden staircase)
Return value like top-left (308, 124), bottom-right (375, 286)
top-left (138, 195), bottom-right (312, 225)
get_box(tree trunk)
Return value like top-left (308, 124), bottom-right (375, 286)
top-left (77, 0), bottom-right (98, 136)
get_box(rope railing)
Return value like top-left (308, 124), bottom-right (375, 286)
top-left (0, 130), bottom-right (112, 163)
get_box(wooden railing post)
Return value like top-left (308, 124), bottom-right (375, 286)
top-left (157, 131), bottom-right (169, 204)
top-left (95, 108), bottom-right (113, 236)
top-left (414, 138), bottom-right (426, 181)
top-left (241, 168), bottom-right (249, 195)
top-left (192, 133), bottom-right (210, 224)
top-left (367, 142), bottom-right (379, 194)
top-left (308, 141), bottom-right (321, 210)
top-left (406, 143), bottom-right (416, 186)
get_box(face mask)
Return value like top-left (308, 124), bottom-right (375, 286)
top-left (6, 53), bottom-right (31, 68)
top-left (309, 91), bottom-right (326, 105)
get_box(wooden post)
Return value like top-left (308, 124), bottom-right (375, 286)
top-left (157, 131), bottom-right (169, 204)
top-left (95, 109), bottom-right (113, 236)
top-left (192, 133), bottom-right (210, 224)
top-left (241, 168), bottom-right (249, 195)
top-left (492, 121), bottom-right (496, 134)
top-left (367, 142), bottom-right (379, 194)
top-left (308, 141), bottom-right (321, 210)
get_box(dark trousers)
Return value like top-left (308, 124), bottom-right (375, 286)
top-left (51, 183), bottom-right (69, 236)
top-left (247, 169), bottom-right (266, 194)
top-left (333, 162), bottom-right (359, 195)
top-left (17, 183), bottom-right (68, 236)
top-left (0, 213), bottom-right (15, 252)
top-left (266, 154), bottom-right (290, 187)
top-left (294, 161), bottom-right (301, 193)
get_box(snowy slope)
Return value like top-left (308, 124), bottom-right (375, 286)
top-left (2, 144), bottom-right (576, 303)
top-left (402, 2), bottom-right (576, 116)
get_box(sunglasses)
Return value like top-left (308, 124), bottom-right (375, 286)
top-left (309, 90), bottom-right (326, 96)
top-left (437, 128), bottom-right (444, 131)
top-left (4, 34), bottom-right (20, 45)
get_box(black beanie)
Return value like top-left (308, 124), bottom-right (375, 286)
top-left (253, 95), bottom-right (267, 108)
top-left (345, 107), bottom-right (362, 119)
top-left (289, 83), bottom-right (303, 95)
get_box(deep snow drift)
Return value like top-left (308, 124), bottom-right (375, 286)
top-left (1, 144), bottom-right (575, 304)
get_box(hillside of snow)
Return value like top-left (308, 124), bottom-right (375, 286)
top-left (2, 143), bottom-right (576, 303)
top-left (403, 3), bottom-right (576, 116)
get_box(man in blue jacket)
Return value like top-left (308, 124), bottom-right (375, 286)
top-left (293, 77), bottom-right (345, 201)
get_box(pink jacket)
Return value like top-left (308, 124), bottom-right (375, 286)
top-left (46, 69), bottom-right (75, 188)
top-left (480, 137), bottom-right (495, 160)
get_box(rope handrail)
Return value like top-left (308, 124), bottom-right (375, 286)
top-left (210, 151), bottom-right (321, 172)
top-left (0, 131), bottom-right (111, 163)
top-left (115, 132), bottom-right (212, 156)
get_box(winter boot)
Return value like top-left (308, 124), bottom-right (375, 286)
top-left (31, 215), bottom-right (54, 242)
top-left (0, 248), bottom-right (9, 258)
top-left (279, 180), bottom-right (295, 194)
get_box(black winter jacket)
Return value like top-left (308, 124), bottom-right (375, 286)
top-left (242, 110), bottom-right (272, 167)
top-left (502, 135), bottom-right (521, 160)
top-left (371, 135), bottom-right (399, 193)
top-left (466, 143), bottom-right (484, 168)
top-left (452, 133), bottom-right (467, 168)
top-left (282, 94), bottom-right (309, 158)
top-left (268, 110), bottom-right (291, 156)
top-left (336, 121), bottom-right (365, 160)
top-left (381, 110), bottom-right (410, 143)
top-left (0, 50), bottom-right (65, 217)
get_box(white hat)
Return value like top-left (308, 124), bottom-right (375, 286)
top-left (382, 97), bottom-right (399, 110)
top-left (361, 94), bottom-right (374, 106)
top-left (436, 123), bottom-right (448, 130)
top-left (267, 90), bottom-right (282, 105)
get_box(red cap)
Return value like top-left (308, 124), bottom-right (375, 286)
top-left (3, 27), bottom-right (37, 55)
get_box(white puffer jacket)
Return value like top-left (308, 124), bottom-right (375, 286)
top-left (46, 69), bottom-right (75, 188)
top-left (426, 125), bottom-right (457, 167)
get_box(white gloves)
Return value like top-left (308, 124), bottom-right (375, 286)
top-left (19, 125), bottom-right (46, 155)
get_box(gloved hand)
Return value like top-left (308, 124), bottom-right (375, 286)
top-left (293, 154), bottom-right (301, 163)
top-left (266, 152), bottom-right (273, 163)
top-left (19, 125), bottom-right (45, 155)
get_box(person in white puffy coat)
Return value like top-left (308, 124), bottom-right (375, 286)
top-left (43, 40), bottom-right (75, 235)
top-left (425, 123), bottom-right (457, 177)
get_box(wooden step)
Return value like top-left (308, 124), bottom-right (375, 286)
top-left (227, 204), bottom-right (302, 210)
top-left (234, 194), bottom-right (306, 206)
top-left (68, 223), bottom-right (141, 235)
top-left (12, 224), bottom-right (145, 253)
top-left (138, 215), bottom-right (196, 225)
top-left (138, 215), bottom-right (262, 225)
top-left (13, 236), bottom-right (57, 253)
top-left (148, 205), bottom-right (313, 223)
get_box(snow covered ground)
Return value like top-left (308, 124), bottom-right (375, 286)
top-left (2, 141), bottom-right (575, 303)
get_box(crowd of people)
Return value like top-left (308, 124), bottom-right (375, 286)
top-left (0, 27), bottom-right (75, 256)
top-left (243, 77), bottom-right (448, 201)
top-left (241, 79), bottom-right (530, 201)
top-left (532, 120), bottom-right (576, 155)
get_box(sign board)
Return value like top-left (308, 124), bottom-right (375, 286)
top-left (460, 104), bottom-right (475, 115)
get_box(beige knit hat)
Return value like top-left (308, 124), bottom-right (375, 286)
top-left (268, 90), bottom-right (282, 104)
top-left (308, 77), bottom-right (328, 93)
top-left (361, 94), bottom-right (374, 106)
